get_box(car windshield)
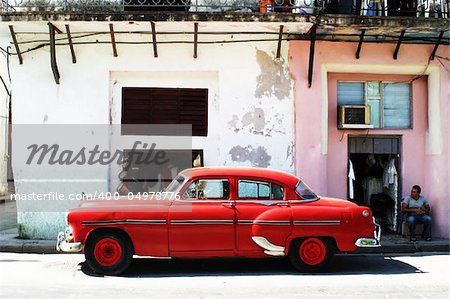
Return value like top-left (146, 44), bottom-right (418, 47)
top-left (295, 180), bottom-right (319, 200)
top-left (164, 175), bottom-right (186, 193)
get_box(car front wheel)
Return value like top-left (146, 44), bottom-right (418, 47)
top-left (289, 237), bottom-right (333, 272)
top-left (85, 231), bottom-right (133, 275)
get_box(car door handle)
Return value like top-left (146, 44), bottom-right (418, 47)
top-left (277, 202), bottom-right (289, 207)
top-left (221, 202), bottom-right (235, 208)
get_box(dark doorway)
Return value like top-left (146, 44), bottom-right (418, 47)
top-left (348, 136), bottom-right (401, 233)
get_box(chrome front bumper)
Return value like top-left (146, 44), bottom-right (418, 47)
top-left (56, 230), bottom-right (82, 253)
top-left (355, 219), bottom-right (381, 248)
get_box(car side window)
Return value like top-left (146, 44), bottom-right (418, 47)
top-left (183, 179), bottom-right (229, 199)
top-left (238, 180), bottom-right (284, 200)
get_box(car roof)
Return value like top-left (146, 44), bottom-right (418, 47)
top-left (179, 167), bottom-right (300, 187)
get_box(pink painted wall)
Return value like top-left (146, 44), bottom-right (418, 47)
top-left (289, 41), bottom-right (449, 237)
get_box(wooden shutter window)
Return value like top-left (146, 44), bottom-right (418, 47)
top-left (122, 87), bottom-right (208, 136)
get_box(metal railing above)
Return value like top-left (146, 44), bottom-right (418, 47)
top-left (1, 0), bottom-right (449, 18)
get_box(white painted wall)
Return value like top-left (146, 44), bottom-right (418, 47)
top-left (0, 34), bottom-right (10, 196)
top-left (2, 21), bottom-right (295, 238)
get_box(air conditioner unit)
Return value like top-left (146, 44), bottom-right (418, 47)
top-left (338, 105), bottom-right (373, 129)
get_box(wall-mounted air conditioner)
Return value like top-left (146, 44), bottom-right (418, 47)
top-left (338, 105), bottom-right (373, 129)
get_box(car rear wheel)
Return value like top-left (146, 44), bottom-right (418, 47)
top-left (85, 231), bottom-right (133, 275)
top-left (289, 237), bottom-right (333, 272)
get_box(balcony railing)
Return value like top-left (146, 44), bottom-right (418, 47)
top-left (1, 0), bottom-right (448, 18)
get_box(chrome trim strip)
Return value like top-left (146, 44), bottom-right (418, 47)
top-left (176, 199), bottom-right (320, 204)
top-left (237, 220), bottom-right (254, 225)
top-left (82, 219), bottom-right (167, 226)
top-left (374, 217), bottom-right (381, 241)
top-left (293, 220), bottom-right (341, 225)
top-left (253, 220), bottom-right (291, 225)
top-left (252, 236), bottom-right (285, 257)
top-left (234, 200), bottom-right (284, 206)
top-left (288, 199), bottom-right (320, 204)
top-left (237, 220), bottom-right (291, 225)
top-left (174, 200), bottom-right (232, 203)
top-left (170, 220), bottom-right (234, 225)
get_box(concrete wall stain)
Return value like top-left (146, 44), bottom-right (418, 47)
top-left (242, 107), bottom-right (265, 133)
top-left (228, 115), bottom-right (240, 133)
top-left (229, 145), bottom-right (271, 168)
top-left (229, 108), bottom-right (287, 136)
top-left (255, 49), bottom-right (291, 100)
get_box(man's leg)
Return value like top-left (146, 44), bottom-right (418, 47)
top-left (406, 215), bottom-right (417, 240)
top-left (420, 215), bottom-right (432, 240)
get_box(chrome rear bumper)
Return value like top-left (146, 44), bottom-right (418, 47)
top-left (355, 219), bottom-right (381, 248)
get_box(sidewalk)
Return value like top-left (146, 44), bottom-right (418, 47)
top-left (0, 198), bottom-right (449, 254)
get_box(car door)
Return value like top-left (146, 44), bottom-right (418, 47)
top-left (234, 178), bottom-right (292, 253)
top-left (168, 177), bottom-right (235, 253)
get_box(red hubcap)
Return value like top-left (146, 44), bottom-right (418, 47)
top-left (94, 238), bottom-right (123, 267)
top-left (299, 238), bottom-right (326, 266)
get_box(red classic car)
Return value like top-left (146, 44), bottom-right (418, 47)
top-left (57, 167), bottom-right (380, 274)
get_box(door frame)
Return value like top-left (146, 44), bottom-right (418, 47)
top-left (347, 135), bottom-right (403, 232)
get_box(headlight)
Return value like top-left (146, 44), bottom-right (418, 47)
top-left (362, 210), bottom-right (370, 217)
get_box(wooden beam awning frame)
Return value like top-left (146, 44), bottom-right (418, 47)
top-left (7, 22), bottom-right (448, 87)
top-left (48, 22), bottom-right (60, 84)
top-left (109, 23), bottom-right (118, 57)
top-left (65, 24), bottom-right (77, 63)
top-left (308, 24), bottom-right (317, 88)
top-left (430, 31), bottom-right (444, 60)
top-left (8, 25), bottom-right (23, 65)
top-left (151, 21), bottom-right (158, 58)
top-left (393, 30), bottom-right (406, 60)
top-left (276, 25), bottom-right (284, 59)
top-left (194, 22), bottom-right (198, 59)
top-left (355, 29), bottom-right (365, 59)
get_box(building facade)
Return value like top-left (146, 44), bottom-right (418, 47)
top-left (290, 41), bottom-right (449, 237)
top-left (0, 1), bottom-right (448, 238)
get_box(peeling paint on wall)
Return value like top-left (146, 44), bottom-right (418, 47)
top-left (229, 108), bottom-right (286, 137)
top-left (242, 107), bottom-right (265, 133)
top-left (255, 49), bottom-right (291, 100)
top-left (229, 145), bottom-right (271, 168)
top-left (286, 143), bottom-right (295, 168)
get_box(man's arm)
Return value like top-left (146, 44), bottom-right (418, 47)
top-left (422, 204), bottom-right (430, 214)
top-left (402, 202), bottom-right (422, 215)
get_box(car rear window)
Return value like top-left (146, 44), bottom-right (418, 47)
top-left (295, 181), bottom-right (318, 200)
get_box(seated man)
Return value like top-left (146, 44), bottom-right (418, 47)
top-left (401, 185), bottom-right (432, 241)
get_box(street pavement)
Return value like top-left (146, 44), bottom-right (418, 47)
top-left (0, 252), bottom-right (449, 298)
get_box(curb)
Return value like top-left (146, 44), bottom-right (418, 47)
top-left (355, 240), bottom-right (449, 254)
top-left (0, 237), bottom-right (58, 254)
top-left (0, 243), bottom-right (58, 254)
